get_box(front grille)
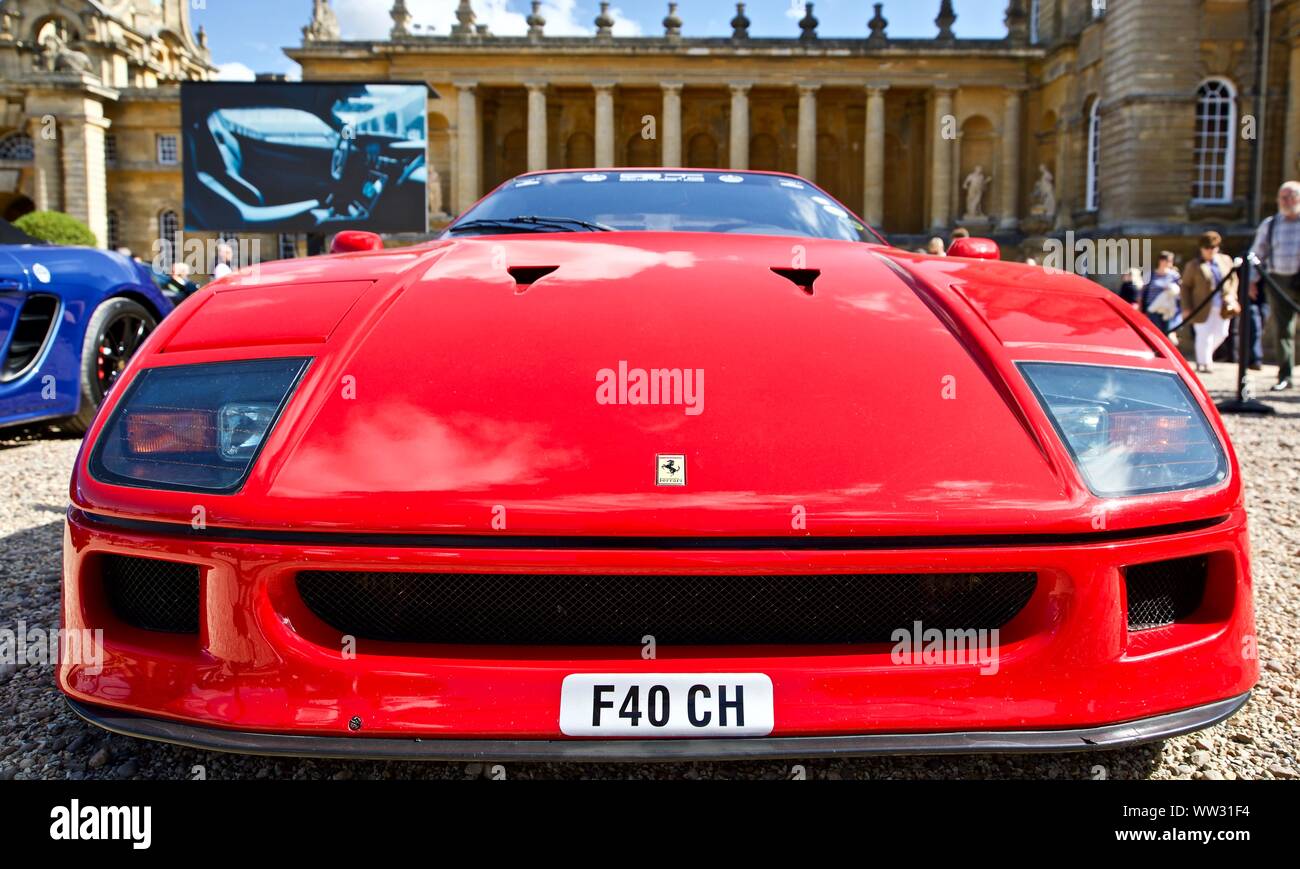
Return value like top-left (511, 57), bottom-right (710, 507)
top-left (296, 570), bottom-right (1038, 646)
top-left (101, 555), bottom-right (200, 633)
top-left (2, 294), bottom-right (58, 381)
top-left (1125, 556), bottom-right (1208, 631)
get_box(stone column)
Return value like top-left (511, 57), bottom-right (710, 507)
top-left (729, 82), bottom-right (751, 170)
top-left (797, 83), bottom-right (819, 180)
top-left (525, 81), bottom-right (548, 172)
top-left (594, 82), bottom-right (616, 167)
top-left (999, 87), bottom-right (1024, 231)
top-left (661, 81), bottom-right (683, 167)
top-left (863, 84), bottom-right (888, 226)
top-left (1054, 115), bottom-right (1070, 230)
top-left (455, 81), bottom-right (480, 213)
top-left (930, 86), bottom-right (956, 232)
top-left (59, 112), bottom-right (111, 247)
top-left (28, 114), bottom-right (61, 213)
top-left (1285, 35), bottom-right (1300, 184)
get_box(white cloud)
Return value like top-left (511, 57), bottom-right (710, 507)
top-left (214, 61), bottom-right (256, 80)
top-left (331, 1), bottom-right (640, 40)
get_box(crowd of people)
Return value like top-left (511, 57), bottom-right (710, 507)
top-left (925, 182), bottom-right (1300, 392)
top-left (113, 240), bottom-right (237, 299)
top-left (1117, 181), bottom-right (1298, 391)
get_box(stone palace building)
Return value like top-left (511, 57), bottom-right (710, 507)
top-left (1, 0), bottom-right (1299, 267)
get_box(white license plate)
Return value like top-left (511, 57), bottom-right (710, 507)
top-left (559, 673), bottom-right (774, 737)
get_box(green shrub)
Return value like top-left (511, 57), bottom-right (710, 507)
top-left (13, 210), bottom-right (98, 247)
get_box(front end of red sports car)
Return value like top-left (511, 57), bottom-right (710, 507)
top-left (59, 171), bottom-right (1255, 759)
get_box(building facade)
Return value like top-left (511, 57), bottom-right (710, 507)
top-left (0, 0), bottom-right (213, 256)
top-left (2, 0), bottom-right (1300, 269)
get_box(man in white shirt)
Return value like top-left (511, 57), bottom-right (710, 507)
top-left (211, 242), bottom-right (235, 280)
top-left (1249, 181), bottom-right (1300, 390)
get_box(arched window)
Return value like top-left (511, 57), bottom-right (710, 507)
top-left (158, 209), bottom-right (180, 267)
top-left (1085, 98), bottom-right (1101, 212)
top-left (749, 133), bottom-right (780, 172)
top-left (565, 132), bottom-right (594, 169)
top-left (0, 132), bottom-right (34, 162)
top-left (625, 132), bottom-right (656, 167)
top-left (687, 132), bottom-right (718, 168)
top-left (106, 210), bottom-right (121, 251)
top-left (1193, 79), bottom-right (1236, 204)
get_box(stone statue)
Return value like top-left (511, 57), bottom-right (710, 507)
top-left (303, 0), bottom-right (341, 43)
top-left (427, 165), bottom-right (444, 216)
top-left (38, 31), bottom-right (94, 75)
top-left (0, 5), bottom-right (21, 43)
top-left (1031, 163), bottom-right (1057, 218)
top-left (962, 164), bottom-right (991, 220)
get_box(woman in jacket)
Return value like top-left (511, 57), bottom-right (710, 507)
top-left (1180, 231), bottom-right (1240, 373)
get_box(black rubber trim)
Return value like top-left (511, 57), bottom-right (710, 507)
top-left (72, 509), bottom-right (1228, 551)
top-left (66, 693), bottom-right (1250, 762)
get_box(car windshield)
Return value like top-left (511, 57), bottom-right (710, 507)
top-left (446, 171), bottom-right (879, 242)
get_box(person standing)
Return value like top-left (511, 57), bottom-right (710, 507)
top-left (1181, 232), bottom-right (1240, 374)
top-left (212, 242), bottom-right (235, 280)
top-left (1119, 267), bottom-right (1144, 309)
top-left (1249, 181), bottom-right (1300, 390)
top-left (1143, 251), bottom-right (1183, 334)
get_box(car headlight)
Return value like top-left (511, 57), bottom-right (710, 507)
top-left (90, 358), bottom-right (311, 493)
top-left (1018, 362), bottom-right (1227, 497)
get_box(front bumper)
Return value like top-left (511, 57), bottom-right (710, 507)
top-left (59, 507), bottom-right (1258, 753)
top-left (68, 693), bottom-right (1251, 761)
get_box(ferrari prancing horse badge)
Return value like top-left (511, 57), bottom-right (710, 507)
top-left (656, 454), bottom-right (686, 486)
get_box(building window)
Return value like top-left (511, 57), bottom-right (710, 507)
top-left (1030, 0), bottom-right (1040, 44)
top-left (104, 133), bottom-right (117, 165)
top-left (1193, 79), bottom-right (1236, 204)
top-left (158, 209), bottom-right (180, 267)
top-left (106, 210), bottom-right (121, 251)
top-left (0, 132), bottom-right (34, 162)
top-left (1085, 98), bottom-right (1101, 213)
top-left (1090, 0), bottom-right (1106, 19)
top-left (278, 233), bottom-right (299, 260)
top-left (156, 134), bottom-right (178, 165)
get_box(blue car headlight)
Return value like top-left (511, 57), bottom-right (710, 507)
top-left (90, 358), bottom-right (311, 493)
top-left (1018, 362), bottom-right (1227, 497)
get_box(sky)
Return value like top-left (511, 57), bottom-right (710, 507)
top-left (193, 0), bottom-right (1010, 81)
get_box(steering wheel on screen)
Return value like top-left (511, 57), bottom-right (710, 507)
top-left (330, 137), bottom-right (353, 181)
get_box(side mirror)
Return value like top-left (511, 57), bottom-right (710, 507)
top-left (947, 237), bottom-right (1001, 260)
top-left (330, 230), bottom-right (384, 254)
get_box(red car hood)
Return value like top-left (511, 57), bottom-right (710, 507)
top-left (77, 233), bottom-right (1238, 537)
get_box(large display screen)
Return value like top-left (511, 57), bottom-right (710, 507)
top-left (181, 81), bottom-right (429, 234)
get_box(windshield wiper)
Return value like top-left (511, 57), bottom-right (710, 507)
top-left (447, 215), bottom-right (614, 234)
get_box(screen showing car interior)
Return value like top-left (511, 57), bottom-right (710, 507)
top-left (181, 81), bottom-right (428, 234)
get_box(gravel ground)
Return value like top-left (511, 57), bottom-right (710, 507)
top-left (1, 363), bottom-right (1296, 781)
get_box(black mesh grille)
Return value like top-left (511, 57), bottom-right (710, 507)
top-left (296, 571), bottom-right (1038, 646)
top-left (102, 555), bottom-right (200, 633)
top-left (1125, 556), bottom-right (1208, 631)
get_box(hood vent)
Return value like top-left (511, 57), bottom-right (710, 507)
top-left (508, 265), bottom-right (559, 290)
top-left (770, 267), bottom-right (819, 295)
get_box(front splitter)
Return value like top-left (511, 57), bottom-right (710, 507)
top-left (66, 692), bottom-right (1250, 762)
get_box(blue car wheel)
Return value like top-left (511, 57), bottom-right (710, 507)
top-left (65, 296), bottom-right (157, 434)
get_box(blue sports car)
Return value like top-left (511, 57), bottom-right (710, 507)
top-left (0, 243), bottom-right (178, 433)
